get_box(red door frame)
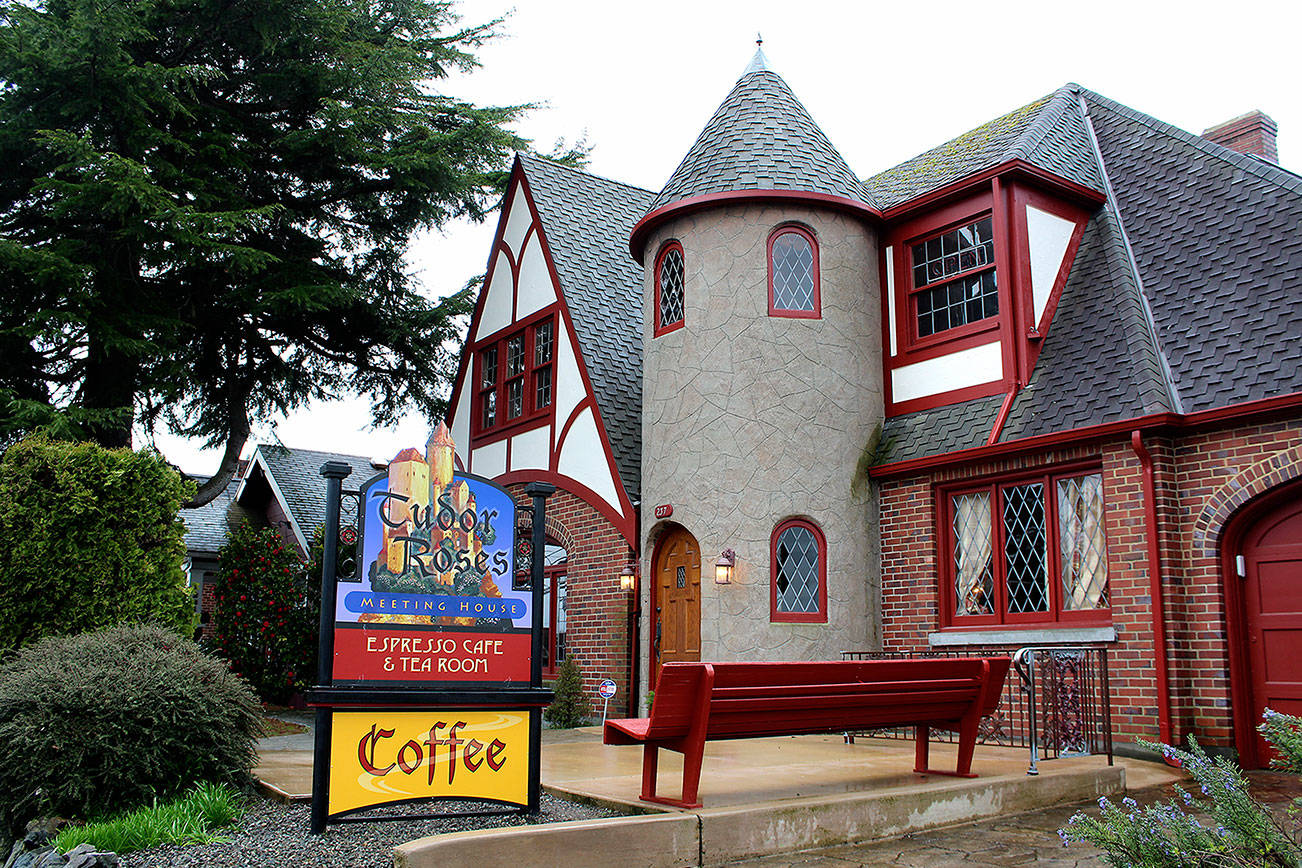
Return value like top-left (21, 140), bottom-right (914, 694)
top-left (1222, 479), bottom-right (1302, 767)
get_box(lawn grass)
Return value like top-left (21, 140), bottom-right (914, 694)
top-left (53, 781), bottom-right (243, 855)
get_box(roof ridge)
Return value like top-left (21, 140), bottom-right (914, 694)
top-left (1079, 87), bottom-right (1302, 196)
top-left (1007, 84), bottom-right (1076, 161)
top-left (518, 152), bottom-right (655, 196)
top-left (1078, 92), bottom-right (1183, 415)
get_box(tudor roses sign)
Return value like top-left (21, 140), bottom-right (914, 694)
top-left (333, 424), bottom-right (532, 684)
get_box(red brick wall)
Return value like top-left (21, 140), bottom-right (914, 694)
top-left (510, 485), bottom-right (637, 717)
top-left (878, 413), bottom-right (1302, 756)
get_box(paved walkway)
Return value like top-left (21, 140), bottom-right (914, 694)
top-left (723, 771), bottom-right (1302, 867)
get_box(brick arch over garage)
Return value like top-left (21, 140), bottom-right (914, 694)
top-left (1197, 441), bottom-right (1302, 766)
top-left (1193, 442), bottom-right (1302, 558)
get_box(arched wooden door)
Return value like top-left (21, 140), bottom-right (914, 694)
top-left (1242, 496), bottom-right (1302, 763)
top-left (651, 527), bottom-right (701, 688)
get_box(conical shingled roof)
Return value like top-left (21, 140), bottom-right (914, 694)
top-left (646, 52), bottom-right (878, 213)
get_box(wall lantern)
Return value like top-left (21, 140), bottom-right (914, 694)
top-left (715, 549), bottom-right (736, 585)
top-left (619, 562), bottom-right (638, 592)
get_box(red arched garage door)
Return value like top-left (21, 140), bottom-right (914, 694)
top-left (1242, 495), bottom-right (1302, 763)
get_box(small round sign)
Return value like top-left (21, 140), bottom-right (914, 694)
top-left (598, 679), bottom-right (617, 699)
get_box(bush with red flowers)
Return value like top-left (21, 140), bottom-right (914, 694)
top-left (211, 521), bottom-right (315, 702)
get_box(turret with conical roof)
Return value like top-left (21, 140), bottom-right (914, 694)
top-left (630, 48), bottom-right (880, 259)
top-left (637, 48), bottom-right (883, 671)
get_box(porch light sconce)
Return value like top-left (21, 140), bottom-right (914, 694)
top-left (715, 549), bottom-right (736, 585)
top-left (619, 562), bottom-right (638, 592)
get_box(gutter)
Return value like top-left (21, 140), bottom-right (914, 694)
top-left (1130, 431), bottom-right (1176, 755)
top-left (868, 390), bottom-right (1302, 480)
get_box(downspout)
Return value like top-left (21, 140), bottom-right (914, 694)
top-left (1130, 430), bottom-right (1175, 754)
top-left (987, 388), bottom-right (1018, 446)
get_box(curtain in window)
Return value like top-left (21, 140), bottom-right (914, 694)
top-left (953, 492), bottom-right (994, 615)
top-left (1058, 473), bottom-right (1108, 609)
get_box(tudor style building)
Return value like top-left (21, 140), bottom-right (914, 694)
top-left (446, 48), bottom-right (1302, 760)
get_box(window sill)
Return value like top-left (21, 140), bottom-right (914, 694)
top-left (927, 625), bottom-right (1116, 647)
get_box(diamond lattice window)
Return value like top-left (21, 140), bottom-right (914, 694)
top-left (773, 520), bottom-right (825, 620)
top-left (656, 244), bottom-right (684, 332)
top-left (1002, 483), bottom-right (1048, 614)
top-left (1058, 474), bottom-right (1109, 609)
top-left (946, 470), bottom-right (1109, 625)
top-left (770, 228), bottom-right (817, 314)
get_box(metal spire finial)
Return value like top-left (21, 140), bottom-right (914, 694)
top-left (743, 36), bottom-right (770, 75)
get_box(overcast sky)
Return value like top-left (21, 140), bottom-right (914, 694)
top-left (151, 0), bottom-right (1302, 474)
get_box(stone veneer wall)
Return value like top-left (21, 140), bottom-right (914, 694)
top-left (640, 203), bottom-right (883, 665)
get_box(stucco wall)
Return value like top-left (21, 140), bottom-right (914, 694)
top-left (639, 203), bottom-right (883, 663)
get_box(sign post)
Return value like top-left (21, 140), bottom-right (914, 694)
top-left (598, 679), bottom-right (617, 724)
top-left (309, 423), bottom-right (553, 831)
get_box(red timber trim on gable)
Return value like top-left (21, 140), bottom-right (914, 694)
top-left (869, 391), bottom-right (1302, 481)
top-left (469, 304), bottom-right (559, 445)
top-left (881, 163), bottom-right (1096, 417)
top-left (880, 158), bottom-right (1105, 223)
top-left (629, 189), bottom-right (881, 261)
top-left (1008, 185), bottom-right (1091, 383)
top-left (445, 156), bottom-right (638, 544)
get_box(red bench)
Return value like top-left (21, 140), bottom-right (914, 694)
top-left (603, 658), bottom-right (1011, 808)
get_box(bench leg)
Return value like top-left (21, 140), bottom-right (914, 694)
top-left (679, 740), bottom-right (705, 809)
top-left (954, 713), bottom-right (979, 777)
top-left (641, 744), bottom-right (659, 802)
top-left (914, 725), bottom-right (930, 774)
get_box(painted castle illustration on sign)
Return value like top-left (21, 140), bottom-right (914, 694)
top-left (363, 421), bottom-right (509, 627)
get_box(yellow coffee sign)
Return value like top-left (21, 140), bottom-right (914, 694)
top-left (328, 710), bottom-right (529, 816)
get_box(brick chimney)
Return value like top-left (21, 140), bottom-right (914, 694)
top-left (1202, 111), bottom-right (1278, 163)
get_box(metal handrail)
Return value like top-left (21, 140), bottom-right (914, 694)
top-left (841, 645), bottom-right (1112, 775)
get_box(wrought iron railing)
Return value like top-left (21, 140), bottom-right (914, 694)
top-left (840, 646), bottom-right (1112, 774)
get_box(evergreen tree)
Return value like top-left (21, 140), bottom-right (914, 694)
top-left (0, 0), bottom-right (531, 502)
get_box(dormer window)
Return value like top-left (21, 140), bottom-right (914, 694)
top-left (654, 241), bottom-right (685, 336)
top-left (768, 225), bottom-right (820, 318)
top-left (911, 216), bottom-right (996, 339)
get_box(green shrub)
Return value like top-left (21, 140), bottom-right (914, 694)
top-left (0, 624), bottom-right (261, 836)
top-left (53, 781), bottom-right (243, 855)
top-left (210, 521), bottom-right (316, 702)
top-left (0, 436), bottom-right (195, 650)
top-left (1061, 710), bottom-right (1302, 866)
top-left (544, 658), bottom-right (592, 728)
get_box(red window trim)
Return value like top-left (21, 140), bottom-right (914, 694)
top-left (936, 461), bottom-right (1111, 630)
top-left (901, 212), bottom-right (998, 351)
top-left (470, 306), bottom-right (557, 445)
top-left (767, 223), bottom-right (821, 319)
top-left (770, 517), bottom-right (828, 623)
top-left (653, 240), bottom-right (685, 337)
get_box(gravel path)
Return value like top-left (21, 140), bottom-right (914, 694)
top-left (124, 792), bottom-right (625, 867)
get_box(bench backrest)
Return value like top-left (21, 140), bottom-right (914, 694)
top-left (647, 658), bottom-right (1010, 741)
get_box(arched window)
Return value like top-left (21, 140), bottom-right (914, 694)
top-left (768, 225), bottom-right (820, 318)
top-left (770, 518), bottom-right (827, 622)
top-left (515, 540), bottom-right (567, 671)
top-left (655, 241), bottom-right (685, 336)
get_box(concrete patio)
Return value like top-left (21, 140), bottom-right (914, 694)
top-left (257, 724), bottom-right (1181, 866)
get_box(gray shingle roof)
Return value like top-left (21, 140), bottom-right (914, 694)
top-left (877, 86), bottom-right (1302, 466)
top-left (254, 445), bottom-right (378, 543)
top-left (1081, 90), bottom-right (1302, 414)
top-left (866, 85), bottom-right (1104, 210)
top-left (648, 64), bottom-right (876, 213)
top-left (519, 154), bottom-right (654, 499)
top-left (181, 475), bottom-right (248, 557)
